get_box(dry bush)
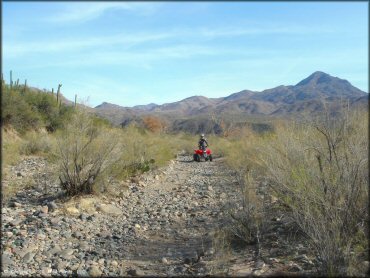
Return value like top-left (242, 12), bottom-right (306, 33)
top-left (2, 126), bottom-right (22, 167)
top-left (56, 109), bottom-right (121, 196)
top-left (259, 108), bottom-right (368, 276)
top-left (109, 127), bottom-right (195, 181)
top-left (206, 134), bottom-right (232, 157)
top-left (142, 115), bottom-right (167, 133)
top-left (222, 128), bottom-right (271, 251)
top-left (20, 130), bottom-right (52, 155)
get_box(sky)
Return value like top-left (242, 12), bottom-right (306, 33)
top-left (2, 1), bottom-right (368, 107)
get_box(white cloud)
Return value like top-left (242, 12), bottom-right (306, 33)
top-left (46, 2), bottom-right (160, 23)
top-left (13, 43), bottom-right (226, 71)
top-left (3, 31), bottom-right (172, 58)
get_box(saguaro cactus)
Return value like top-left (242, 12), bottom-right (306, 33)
top-left (75, 94), bottom-right (77, 107)
top-left (22, 79), bottom-right (27, 93)
top-left (10, 70), bottom-right (13, 88)
top-left (57, 84), bottom-right (62, 103)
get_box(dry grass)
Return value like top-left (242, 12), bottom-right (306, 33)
top-left (261, 109), bottom-right (368, 276)
top-left (19, 130), bottom-right (54, 155)
top-left (223, 108), bottom-right (368, 276)
top-left (2, 126), bottom-right (23, 167)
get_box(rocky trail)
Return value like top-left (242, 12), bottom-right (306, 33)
top-left (2, 155), bottom-right (318, 277)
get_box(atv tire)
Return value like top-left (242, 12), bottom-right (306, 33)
top-left (209, 155), bottom-right (213, 162)
top-left (193, 154), bottom-right (200, 162)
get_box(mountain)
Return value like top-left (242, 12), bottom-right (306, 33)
top-left (133, 103), bottom-right (159, 111)
top-left (93, 71), bottom-right (368, 132)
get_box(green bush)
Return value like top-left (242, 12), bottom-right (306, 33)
top-left (2, 87), bottom-right (41, 133)
top-left (1, 83), bottom-right (73, 133)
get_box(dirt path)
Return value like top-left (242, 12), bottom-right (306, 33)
top-left (2, 155), bottom-right (319, 276)
top-left (119, 155), bottom-right (242, 276)
top-left (2, 156), bottom-right (244, 276)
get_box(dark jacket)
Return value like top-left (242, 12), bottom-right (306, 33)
top-left (198, 138), bottom-right (208, 149)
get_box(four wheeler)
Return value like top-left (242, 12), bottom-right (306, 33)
top-left (193, 148), bottom-right (213, 162)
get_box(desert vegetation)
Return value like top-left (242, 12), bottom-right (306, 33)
top-left (1, 77), bottom-right (200, 199)
top-left (223, 107), bottom-right (368, 276)
top-left (2, 75), bottom-right (368, 276)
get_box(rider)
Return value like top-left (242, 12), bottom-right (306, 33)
top-left (198, 134), bottom-right (209, 151)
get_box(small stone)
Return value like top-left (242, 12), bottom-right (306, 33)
top-left (41, 267), bottom-right (52, 276)
top-left (5, 231), bottom-right (13, 238)
top-left (2, 253), bottom-right (13, 266)
top-left (36, 232), bottom-right (46, 239)
top-left (41, 206), bottom-right (49, 214)
top-left (57, 261), bottom-right (69, 271)
top-left (58, 249), bottom-right (74, 258)
top-left (98, 204), bottom-right (121, 215)
top-left (127, 268), bottom-right (144, 276)
top-left (66, 207), bottom-right (80, 215)
top-left (9, 219), bottom-right (22, 226)
top-left (79, 214), bottom-right (87, 221)
top-left (235, 267), bottom-right (253, 276)
top-left (253, 268), bottom-right (267, 276)
top-left (269, 248), bottom-right (280, 256)
top-left (111, 260), bottom-right (118, 267)
top-left (38, 213), bottom-right (48, 218)
top-left (70, 264), bottom-right (80, 271)
top-left (134, 224), bottom-right (141, 229)
top-left (89, 266), bottom-right (102, 277)
top-left (98, 258), bottom-right (105, 265)
top-left (289, 264), bottom-right (303, 272)
top-left (48, 201), bottom-right (58, 211)
top-left (161, 257), bottom-right (169, 264)
top-left (22, 252), bottom-right (35, 263)
top-left (79, 242), bottom-right (90, 251)
top-left (174, 266), bottom-right (187, 273)
top-left (49, 246), bottom-right (62, 255)
top-left (255, 260), bottom-right (265, 269)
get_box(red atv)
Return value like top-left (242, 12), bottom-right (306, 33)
top-left (193, 148), bottom-right (213, 162)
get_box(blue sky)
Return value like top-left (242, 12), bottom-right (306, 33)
top-left (3, 2), bottom-right (368, 107)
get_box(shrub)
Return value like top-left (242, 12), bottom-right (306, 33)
top-left (2, 86), bottom-right (41, 133)
top-left (142, 115), bottom-right (167, 133)
top-left (1, 82), bottom-right (73, 133)
top-left (259, 108), bottom-right (368, 276)
top-left (2, 127), bottom-right (22, 167)
top-left (56, 109), bottom-right (120, 196)
top-left (20, 131), bottom-right (52, 155)
top-left (222, 128), bottom-right (270, 251)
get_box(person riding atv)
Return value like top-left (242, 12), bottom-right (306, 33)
top-left (198, 134), bottom-right (208, 150)
top-left (194, 134), bottom-right (212, 162)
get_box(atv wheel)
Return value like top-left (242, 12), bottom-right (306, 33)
top-left (209, 155), bottom-right (213, 162)
top-left (193, 154), bottom-right (200, 162)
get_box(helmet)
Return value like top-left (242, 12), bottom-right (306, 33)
top-left (201, 134), bottom-right (205, 138)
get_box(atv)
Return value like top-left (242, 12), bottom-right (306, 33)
top-left (193, 148), bottom-right (213, 162)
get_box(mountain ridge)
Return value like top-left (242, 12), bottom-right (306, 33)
top-left (92, 71), bottom-right (368, 132)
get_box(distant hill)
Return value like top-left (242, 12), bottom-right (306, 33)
top-left (93, 71), bottom-right (368, 133)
